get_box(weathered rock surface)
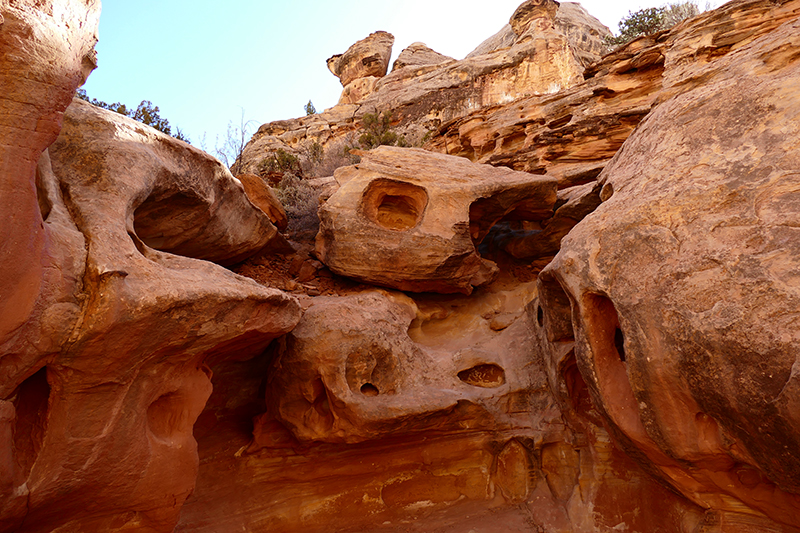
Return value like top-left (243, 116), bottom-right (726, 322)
top-left (431, 0), bottom-right (800, 184)
top-left (538, 12), bottom-right (800, 530)
top-left (327, 30), bottom-right (395, 87)
top-left (391, 42), bottom-right (454, 71)
top-left (316, 146), bottom-right (557, 294)
top-left (0, 5), bottom-right (302, 529)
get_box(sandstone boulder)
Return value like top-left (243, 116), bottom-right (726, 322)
top-left (537, 15), bottom-right (800, 529)
top-left (237, 173), bottom-right (288, 231)
top-left (327, 30), bottom-right (395, 87)
top-left (316, 146), bottom-right (557, 294)
top-left (263, 288), bottom-right (551, 444)
top-left (391, 42), bottom-right (454, 71)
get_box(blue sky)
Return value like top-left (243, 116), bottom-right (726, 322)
top-left (82, 1), bottom-right (719, 147)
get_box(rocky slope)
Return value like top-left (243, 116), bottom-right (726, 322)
top-left (1, 0), bottom-right (800, 532)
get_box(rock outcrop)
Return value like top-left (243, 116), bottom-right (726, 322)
top-left (538, 14), bottom-right (800, 528)
top-left (328, 31), bottom-right (395, 105)
top-left (391, 42), bottom-right (454, 71)
top-left (316, 146), bottom-right (557, 294)
top-left (237, 0), bottom-right (608, 176)
top-left (0, 3), bottom-right (301, 530)
top-left (5, 0), bottom-right (800, 532)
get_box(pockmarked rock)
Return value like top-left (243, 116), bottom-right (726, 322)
top-left (316, 146), bottom-right (557, 294)
top-left (538, 15), bottom-right (800, 529)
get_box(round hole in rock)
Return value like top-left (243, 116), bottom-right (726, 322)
top-left (361, 178), bottom-right (428, 231)
top-left (360, 383), bottom-right (379, 396)
top-left (458, 363), bottom-right (505, 388)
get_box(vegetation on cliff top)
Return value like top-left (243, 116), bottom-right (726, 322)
top-left (606, 2), bottom-right (700, 47)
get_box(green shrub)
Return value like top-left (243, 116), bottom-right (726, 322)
top-left (258, 149), bottom-right (302, 176)
top-left (358, 111), bottom-right (407, 149)
top-left (605, 2), bottom-right (699, 48)
top-left (304, 100), bottom-right (317, 116)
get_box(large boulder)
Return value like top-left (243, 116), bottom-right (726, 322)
top-left (538, 15), bottom-right (800, 529)
top-left (316, 146), bottom-right (557, 294)
top-left (327, 30), bottom-right (395, 87)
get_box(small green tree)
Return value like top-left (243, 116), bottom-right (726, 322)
top-left (358, 111), bottom-right (407, 149)
top-left (304, 100), bottom-right (317, 115)
top-left (75, 89), bottom-right (185, 140)
top-left (605, 2), bottom-right (699, 48)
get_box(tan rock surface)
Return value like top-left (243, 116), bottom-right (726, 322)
top-left (327, 31), bottom-right (395, 87)
top-left (391, 42), bottom-right (454, 71)
top-left (430, 0), bottom-right (800, 185)
top-left (316, 146), bottom-right (557, 294)
top-left (237, 173), bottom-right (288, 231)
top-left (539, 14), bottom-right (800, 529)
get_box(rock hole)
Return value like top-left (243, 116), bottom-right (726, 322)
top-left (547, 114), bottom-right (573, 129)
top-left (360, 383), bottom-right (379, 396)
top-left (614, 327), bottom-right (626, 363)
top-left (582, 293), bottom-right (642, 434)
top-left (537, 305), bottom-right (544, 327)
top-left (361, 178), bottom-right (428, 231)
top-left (133, 190), bottom-right (209, 257)
top-left (537, 271), bottom-right (575, 342)
top-left (12, 367), bottom-right (50, 478)
top-left (147, 391), bottom-right (189, 442)
top-left (35, 159), bottom-right (53, 222)
top-left (458, 364), bottom-right (505, 388)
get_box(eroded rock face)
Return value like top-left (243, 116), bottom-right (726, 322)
top-left (239, 0), bottom-right (605, 168)
top-left (316, 146), bottom-right (557, 294)
top-left (539, 15), bottom-right (800, 529)
top-left (0, 6), bottom-right (302, 529)
top-left (327, 30), bottom-right (395, 87)
top-left (264, 290), bottom-right (546, 444)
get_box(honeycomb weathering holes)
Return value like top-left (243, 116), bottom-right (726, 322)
top-left (458, 364), bottom-right (506, 388)
top-left (361, 178), bottom-right (428, 231)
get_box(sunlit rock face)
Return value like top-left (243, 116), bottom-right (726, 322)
top-left (327, 30), bottom-right (395, 104)
top-left (238, 0), bottom-right (608, 171)
top-left (315, 146), bottom-right (557, 294)
top-left (539, 15), bottom-right (800, 530)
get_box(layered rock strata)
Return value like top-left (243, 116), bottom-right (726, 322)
top-left (236, 0), bottom-right (607, 177)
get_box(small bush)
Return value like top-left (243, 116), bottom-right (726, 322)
top-left (272, 174), bottom-right (320, 238)
top-left (358, 111), bottom-right (407, 149)
top-left (304, 100), bottom-right (317, 116)
top-left (258, 149), bottom-right (302, 178)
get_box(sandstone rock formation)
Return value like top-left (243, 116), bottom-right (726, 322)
top-left (238, 172), bottom-right (289, 231)
top-left (315, 146), bottom-right (557, 294)
top-left (5, 0), bottom-right (800, 532)
top-left (538, 13), bottom-right (800, 529)
top-left (237, 0), bottom-right (608, 175)
top-left (328, 31), bottom-right (395, 104)
top-left (0, 3), bottom-right (301, 530)
top-left (391, 42), bottom-right (454, 71)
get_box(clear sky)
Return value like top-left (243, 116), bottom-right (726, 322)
top-left (82, 1), bottom-right (719, 147)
